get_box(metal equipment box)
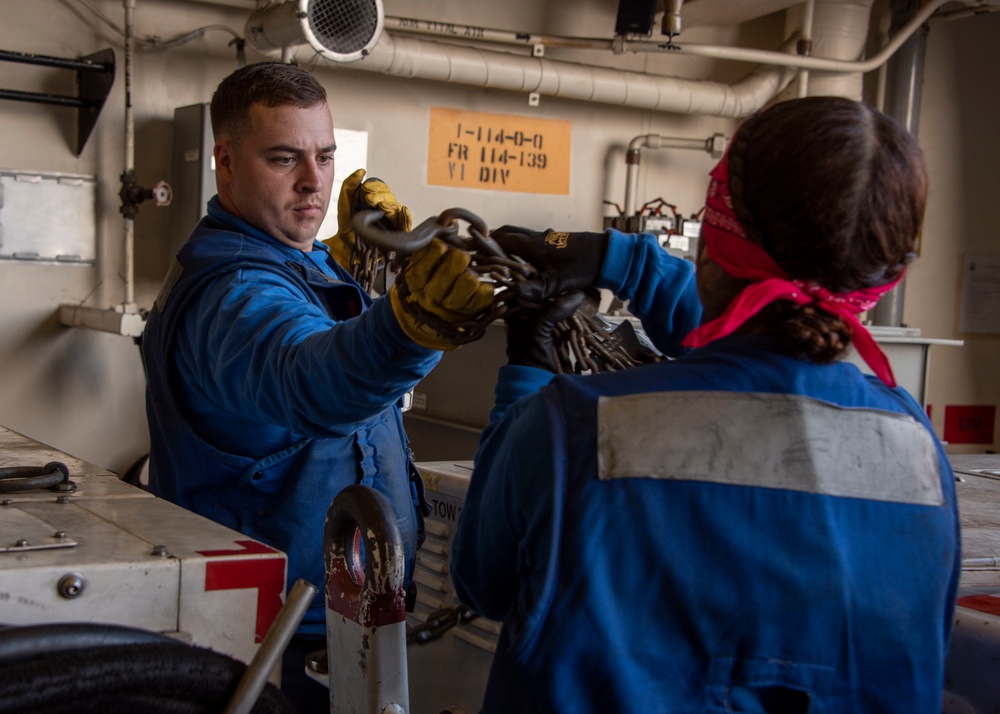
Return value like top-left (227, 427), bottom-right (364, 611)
top-left (170, 103), bottom-right (214, 253)
top-left (408, 460), bottom-right (498, 714)
top-left (0, 425), bottom-right (287, 670)
top-left (945, 454), bottom-right (1000, 713)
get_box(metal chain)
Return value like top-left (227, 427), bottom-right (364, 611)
top-left (346, 233), bottom-right (404, 297)
top-left (351, 207), bottom-right (662, 374)
top-left (406, 604), bottom-right (479, 646)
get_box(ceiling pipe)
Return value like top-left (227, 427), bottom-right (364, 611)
top-left (382, 16), bottom-right (613, 51)
top-left (346, 32), bottom-right (798, 117)
top-left (332, 0), bottom-right (986, 118)
top-left (123, 0), bottom-right (137, 309)
top-left (59, 0), bottom-right (146, 339)
top-left (375, 0), bottom-right (969, 77)
top-left (883, 0), bottom-right (929, 146)
top-left (776, 0), bottom-right (874, 101)
top-left (796, 0), bottom-right (816, 97)
top-left (869, 0), bottom-right (929, 328)
top-left (624, 133), bottom-right (727, 217)
top-left (622, 0), bottom-right (963, 71)
top-left (59, 0), bottom-right (170, 338)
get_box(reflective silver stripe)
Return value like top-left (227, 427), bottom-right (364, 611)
top-left (596, 391), bottom-right (944, 506)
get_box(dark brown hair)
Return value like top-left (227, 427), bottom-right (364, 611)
top-left (726, 96), bottom-right (927, 362)
top-left (210, 62), bottom-right (327, 143)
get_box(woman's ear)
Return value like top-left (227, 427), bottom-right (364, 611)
top-left (695, 235), bottom-right (711, 270)
top-left (695, 237), bottom-right (742, 322)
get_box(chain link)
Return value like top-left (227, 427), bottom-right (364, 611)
top-left (406, 604), bottom-right (479, 646)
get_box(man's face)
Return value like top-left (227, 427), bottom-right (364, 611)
top-left (215, 101), bottom-right (336, 251)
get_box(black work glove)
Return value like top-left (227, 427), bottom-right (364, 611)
top-left (505, 291), bottom-right (585, 372)
top-left (491, 225), bottom-right (608, 302)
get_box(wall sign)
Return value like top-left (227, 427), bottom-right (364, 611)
top-left (943, 404), bottom-right (996, 445)
top-left (427, 107), bottom-right (571, 195)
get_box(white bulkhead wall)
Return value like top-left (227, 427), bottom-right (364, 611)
top-left (0, 0), bottom-right (996, 471)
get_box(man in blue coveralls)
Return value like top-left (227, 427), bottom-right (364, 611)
top-left (141, 61), bottom-right (493, 711)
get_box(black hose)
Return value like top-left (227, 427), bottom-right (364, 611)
top-left (0, 621), bottom-right (175, 665)
top-left (0, 641), bottom-right (295, 714)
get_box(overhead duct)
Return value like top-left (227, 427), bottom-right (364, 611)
top-left (349, 32), bottom-right (798, 118)
top-left (245, 0), bottom-right (384, 62)
top-left (780, 0), bottom-right (875, 100)
top-left (331, 0), bottom-right (966, 117)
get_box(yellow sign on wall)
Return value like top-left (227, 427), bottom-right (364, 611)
top-left (427, 107), bottom-right (571, 195)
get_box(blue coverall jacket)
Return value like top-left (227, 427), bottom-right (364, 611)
top-left (451, 230), bottom-right (960, 713)
top-left (143, 197), bottom-right (439, 634)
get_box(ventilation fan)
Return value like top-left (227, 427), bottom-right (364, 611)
top-left (245, 0), bottom-right (385, 63)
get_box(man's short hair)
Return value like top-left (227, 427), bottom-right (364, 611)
top-left (210, 62), bottom-right (327, 143)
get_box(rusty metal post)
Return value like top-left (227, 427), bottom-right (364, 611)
top-left (324, 485), bottom-right (409, 714)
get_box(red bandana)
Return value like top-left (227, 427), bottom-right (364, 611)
top-left (681, 153), bottom-right (903, 388)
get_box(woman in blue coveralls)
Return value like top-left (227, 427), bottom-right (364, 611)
top-left (451, 96), bottom-right (960, 713)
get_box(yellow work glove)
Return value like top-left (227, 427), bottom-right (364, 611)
top-left (323, 168), bottom-right (413, 271)
top-left (390, 238), bottom-right (495, 351)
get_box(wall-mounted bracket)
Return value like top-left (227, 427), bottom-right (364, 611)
top-left (0, 48), bottom-right (115, 156)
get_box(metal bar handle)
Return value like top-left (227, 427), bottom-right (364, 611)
top-left (0, 48), bottom-right (113, 73)
top-left (223, 578), bottom-right (318, 714)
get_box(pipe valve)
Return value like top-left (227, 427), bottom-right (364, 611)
top-left (119, 170), bottom-right (172, 219)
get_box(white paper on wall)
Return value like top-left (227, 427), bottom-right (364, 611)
top-left (959, 254), bottom-right (1000, 335)
top-left (0, 171), bottom-right (97, 264)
